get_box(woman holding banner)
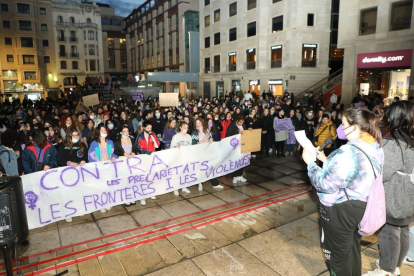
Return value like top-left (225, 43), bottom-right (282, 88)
top-left (226, 115), bottom-right (248, 184)
top-left (273, 109), bottom-right (288, 157)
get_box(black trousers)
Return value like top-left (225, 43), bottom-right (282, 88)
top-left (275, 141), bottom-right (286, 155)
top-left (261, 133), bottom-right (272, 153)
top-left (319, 200), bottom-right (366, 276)
top-left (233, 168), bottom-right (244, 177)
top-left (210, 178), bottom-right (219, 186)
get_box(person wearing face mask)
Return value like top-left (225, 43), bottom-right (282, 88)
top-left (274, 109), bottom-right (288, 157)
top-left (305, 109), bottom-right (316, 142)
top-left (82, 119), bottom-right (94, 147)
top-left (302, 108), bottom-right (384, 276)
top-left (162, 118), bottom-right (177, 149)
top-left (59, 115), bottom-right (73, 140)
top-left (89, 112), bottom-right (102, 128)
top-left (151, 108), bottom-right (165, 147)
top-left (106, 119), bottom-right (119, 142)
top-left (260, 108), bottom-right (273, 156)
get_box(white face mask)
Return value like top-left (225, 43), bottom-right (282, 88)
top-left (122, 134), bottom-right (129, 139)
top-left (90, 115), bottom-right (95, 120)
top-left (66, 123), bottom-right (71, 127)
top-left (72, 138), bottom-right (79, 143)
top-left (100, 133), bottom-right (107, 138)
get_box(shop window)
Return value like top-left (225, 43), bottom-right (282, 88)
top-left (4, 37), bottom-right (12, 45)
top-left (6, 55), bottom-right (14, 62)
top-left (307, 14), bottom-right (314, 26)
top-left (360, 7), bottom-right (377, 35)
top-left (44, 56), bottom-right (50, 63)
top-left (214, 32), bottom-right (220, 45)
top-left (214, 9), bottom-right (220, 22)
top-left (19, 20), bottom-right (32, 31)
top-left (39, 7), bottom-right (46, 15)
top-left (1, 4), bottom-right (8, 12)
top-left (21, 37), bottom-right (34, 47)
top-left (17, 3), bottom-right (30, 14)
top-left (3, 20), bottom-right (10, 29)
top-left (229, 2), bottom-right (237, 17)
top-left (205, 15), bottom-right (210, 27)
top-left (272, 16), bottom-right (283, 32)
top-left (248, 0), bottom-right (256, 10)
top-left (247, 22), bottom-right (256, 37)
top-left (302, 44), bottom-right (317, 67)
top-left (24, 71), bottom-right (36, 80)
top-left (229, 27), bottom-right (237, 41)
top-left (390, 0), bottom-right (413, 31)
top-left (23, 55), bottom-right (35, 64)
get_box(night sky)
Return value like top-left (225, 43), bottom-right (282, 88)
top-left (99, 0), bottom-right (146, 17)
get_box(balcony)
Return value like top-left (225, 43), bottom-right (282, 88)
top-left (245, 61), bottom-right (256, 70)
top-left (70, 53), bottom-right (79, 58)
top-left (56, 21), bottom-right (98, 28)
top-left (59, 52), bottom-right (67, 58)
top-left (212, 65), bottom-right (220, 73)
top-left (57, 36), bottom-right (66, 42)
top-left (227, 64), bottom-right (236, 72)
top-left (302, 59), bottom-right (317, 67)
top-left (270, 59), bottom-right (282, 68)
top-left (204, 67), bottom-right (210, 74)
top-left (69, 37), bottom-right (78, 42)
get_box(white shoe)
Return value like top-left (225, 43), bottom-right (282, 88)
top-left (376, 259), bottom-right (400, 275)
top-left (150, 196), bottom-right (156, 200)
top-left (362, 268), bottom-right (396, 276)
top-left (106, 207), bottom-right (111, 211)
top-left (100, 209), bottom-right (106, 213)
top-left (233, 177), bottom-right (238, 184)
top-left (198, 183), bottom-right (203, 191)
top-left (213, 184), bottom-right (224, 189)
top-left (238, 176), bottom-right (247, 183)
top-left (65, 218), bottom-right (72, 222)
top-left (140, 200), bottom-right (146, 206)
top-left (251, 154), bottom-right (256, 158)
top-left (268, 149), bottom-right (272, 153)
top-left (182, 187), bottom-right (191, 194)
top-left (124, 202), bottom-right (131, 206)
top-left (403, 256), bottom-right (414, 267)
top-left (174, 190), bottom-right (179, 196)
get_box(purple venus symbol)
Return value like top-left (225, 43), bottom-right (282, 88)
top-left (24, 191), bottom-right (38, 210)
top-left (230, 138), bottom-right (239, 149)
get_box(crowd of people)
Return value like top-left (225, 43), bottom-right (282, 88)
top-left (0, 88), bottom-right (413, 276)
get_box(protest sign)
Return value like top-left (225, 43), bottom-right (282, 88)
top-left (21, 135), bottom-right (250, 229)
top-left (274, 118), bottom-right (294, 131)
top-left (240, 129), bottom-right (261, 153)
top-left (131, 92), bottom-right (144, 101)
top-left (82, 94), bottom-right (100, 107)
top-left (75, 102), bottom-right (88, 113)
top-left (159, 93), bottom-right (179, 107)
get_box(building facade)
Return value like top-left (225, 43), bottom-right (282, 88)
top-left (338, 0), bottom-right (414, 104)
top-left (52, 0), bottom-right (104, 93)
top-left (199, 0), bottom-right (332, 99)
top-left (0, 0), bottom-right (58, 100)
top-left (124, 0), bottom-right (199, 95)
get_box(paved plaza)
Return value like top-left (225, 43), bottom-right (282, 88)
top-left (4, 154), bottom-right (414, 276)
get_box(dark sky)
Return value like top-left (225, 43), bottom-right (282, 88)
top-left (99, 0), bottom-right (146, 17)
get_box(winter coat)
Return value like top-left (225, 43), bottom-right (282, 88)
top-left (136, 132), bottom-right (160, 154)
top-left (221, 119), bottom-right (232, 139)
top-left (273, 116), bottom-right (288, 142)
top-left (314, 121), bottom-right (337, 148)
top-left (22, 142), bottom-right (57, 174)
top-left (114, 136), bottom-right (137, 157)
top-left (88, 140), bottom-right (118, 162)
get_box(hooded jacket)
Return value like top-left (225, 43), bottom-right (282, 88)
top-left (22, 142), bottom-right (57, 174)
top-left (314, 121), bottom-right (336, 148)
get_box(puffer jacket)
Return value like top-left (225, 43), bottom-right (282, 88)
top-left (314, 121), bottom-right (337, 148)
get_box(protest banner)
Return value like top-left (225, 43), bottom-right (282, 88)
top-left (274, 118), bottom-right (294, 131)
top-left (131, 92), bottom-right (144, 101)
top-left (21, 135), bottom-right (250, 229)
top-left (159, 93), bottom-right (179, 107)
top-left (75, 102), bottom-right (89, 113)
top-left (240, 129), bottom-right (262, 153)
top-left (82, 94), bottom-right (100, 107)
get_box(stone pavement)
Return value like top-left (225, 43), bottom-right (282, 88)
top-left (3, 154), bottom-right (414, 275)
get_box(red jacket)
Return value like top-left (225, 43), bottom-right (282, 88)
top-left (221, 119), bottom-right (232, 139)
top-left (136, 132), bottom-right (160, 154)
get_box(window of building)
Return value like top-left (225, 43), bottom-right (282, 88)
top-left (330, 46), bottom-right (344, 60)
top-left (247, 22), bottom-right (256, 37)
top-left (390, 0), bottom-right (413, 31)
top-left (86, 18), bottom-right (91, 24)
top-left (1, 4), bottom-right (8, 12)
top-left (214, 9), bottom-right (220, 22)
top-left (271, 45), bottom-right (283, 68)
top-left (307, 13), bottom-right (314, 26)
top-left (89, 45), bottom-right (95, 55)
top-left (19, 20), bottom-right (32, 31)
top-left (360, 7), bottom-right (377, 35)
top-left (246, 48), bottom-right (256, 70)
top-left (39, 7), bottom-right (46, 15)
top-left (88, 30), bottom-right (94, 40)
top-left (44, 56), bottom-right (50, 63)
top-left (24, 71), bottom-right (36, 80)
top-left (4, 37), bottom-right (12, 45)
top-left (229, 2), bottom-right (237, 17)
top-left (61, 61), bottom-right (67, 69)
top-left (214, 55), bottom-right (220, 72)
top-left (6, 55), bottom-right (13, 62)
top-left (248, 0), bottom-right (257, 10)
top-left (205, 36), bottom-right (210, 48)
top-left (59, 45), bottom-right (66, 57)
top-left (272, 16), bottom-right (283, 32)
top-left (72, 61), bottom-right (78, 69)
top-left (205, 0), bottom-right (210, 6)
top-left (214, 32), bottom-right (220, 45)
top-left (21, 37), bottom-right (34, 47)
top-left (41, 24), bottom-right (47, 31)
top-left (23, 55), bottom-right (35, 64)
top-left (272, 0), bottom-right (282, 3)
top-left (42, 39), bottom-right (49, 47)
top-left (90, 60), bottom-right (96, 71)
top-left (121, 50), bottom-right (127, 68)
top-left (205, 15), bottom-right (210, 27)
top-left (3, 21), bottom-right (10, 29)
top-left (17, 3), bottom-right (30, 14)
top-left (108, 49), bottom-right (115, 68)
top-left (302, 43), bottom-right (317, 67)
top-left (229, 27), bottom-right (237, 41)
top-left (85, 60), bottom-right (88, 71)
top-left (228, 52), bottom-right (237, 71)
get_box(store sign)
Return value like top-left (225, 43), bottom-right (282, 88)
top-left (249, 80), bottom-right (259, 86)
top-left (271, 45), bottom-right (282, 50)
top-left (228, 52), bottom-right (237, 56)
top-left (357, 49), bottom-right (413, 69)
top-left (269, 80), bottom-right (283, 85)
top-left (303, 44), bottom-right (317, 48)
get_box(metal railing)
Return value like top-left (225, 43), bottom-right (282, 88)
top-left (59, 52), bottom-right (67, 57)
top-left (296, 68), bottom-right (343, 99)
top-left (270, 59), bottom-right (282, 68)
top-left (302, 59), bottom-right (317, 67)
top-left (57, 36), bottom-right (66, 42)
top-left (212, 65), bottom-right (220, 73)
top-left (390, 18), bottom-right (411, 31)
top-left (227, 64), bottom-right (236, 72)
top-left (70, 53), bottom-right (79, 58)
top-left (359, 25), bottom-right (376, 35)
top-left (204, 67), bottom-right (210, 74)
top-left (245, 61), bottom-right (256, 70)
top-left (56, 21), bottom-right (98, 28)
top-left (69, 37), bottom-right (78, 42)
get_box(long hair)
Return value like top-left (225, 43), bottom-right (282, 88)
top-left (63, 126), bottom-right (84, 153)
top-left (343, 107), bottom-right (383, 146)
top-left (31, 129), bottom-right (48, 149)
top-left (386, 101), bottom-right (414, 148)
top-left (92, 124), bottom-right (108, 144)
top-left (1, 129), bottom-right (18, 148)
top-left (195, 118), bottom-right (208, 134)
top-left (165, 118), bottom-right (177, 130)
top-left (60, 115), bottom-right (72, 131)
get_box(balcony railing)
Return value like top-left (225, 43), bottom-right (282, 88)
top-left (56, 21), bottom-right (98, 28)
top-left (227, 64), bottom-right (236, 72)
top-left (57, 36), bottom-right (66, 42)
top-left (59, 52), bottom-right (67, 57)
top-left (245, 61), bottom-right (256, 70)
top-left (69, 37), bottom-right (78, 42)
top-left (204, 67), bottom-right (210, 74)
top-left (359, 25), bottom-right (376, 35)
top-left (270, 59), bottom-right (282, 68)
top-left (302, 59), bottom-right (317, 67)
top-left (212, 65), bottom-right (220, 73)
top-left (390, 18), bottom-right (411, 31)
top-left (70, 53), bottom-right (79, 58)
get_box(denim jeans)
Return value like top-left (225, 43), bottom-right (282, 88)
top-left (286, 144), bottom-right (295, 153)
top-left (378, 223), bottom-right (410, 272)
top-left (408, 226), bottom-right (414, 259)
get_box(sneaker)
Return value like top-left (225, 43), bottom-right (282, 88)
top-left (251, 154), bottom-right (256, 158)
top-left (213, 184), bottom-right (224, 189)
top-left (182, 187), bottom-right (191, 194)
top-left (375, 259), bottom-right (400, 275)
top-left (173, 190), bottom-right (179, 196)
top-left (124, 202), bottom-right (131, 206)
top-left (233, 177), bottom-right (238, 184)
top-left (150, 196), bottom-right (156, 200)
top-left (362, 268), bottom-right (395, 276)
top-left (65, 218), bottom-right (73, 222)
top-left (290, 152), bottom-right (294, 156)
top-left (239, 176), bottom-right (247, 183)
top-left (198, 183), bottom-right (203, 191)
top-left (106, 207), bottom-right (112, 211)
top-left (140, 199), bottom-right (146, 206)
top-left (100, 209), bottom-right (107, 213)
top-left (403, 256), bottom-right (414, 267)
